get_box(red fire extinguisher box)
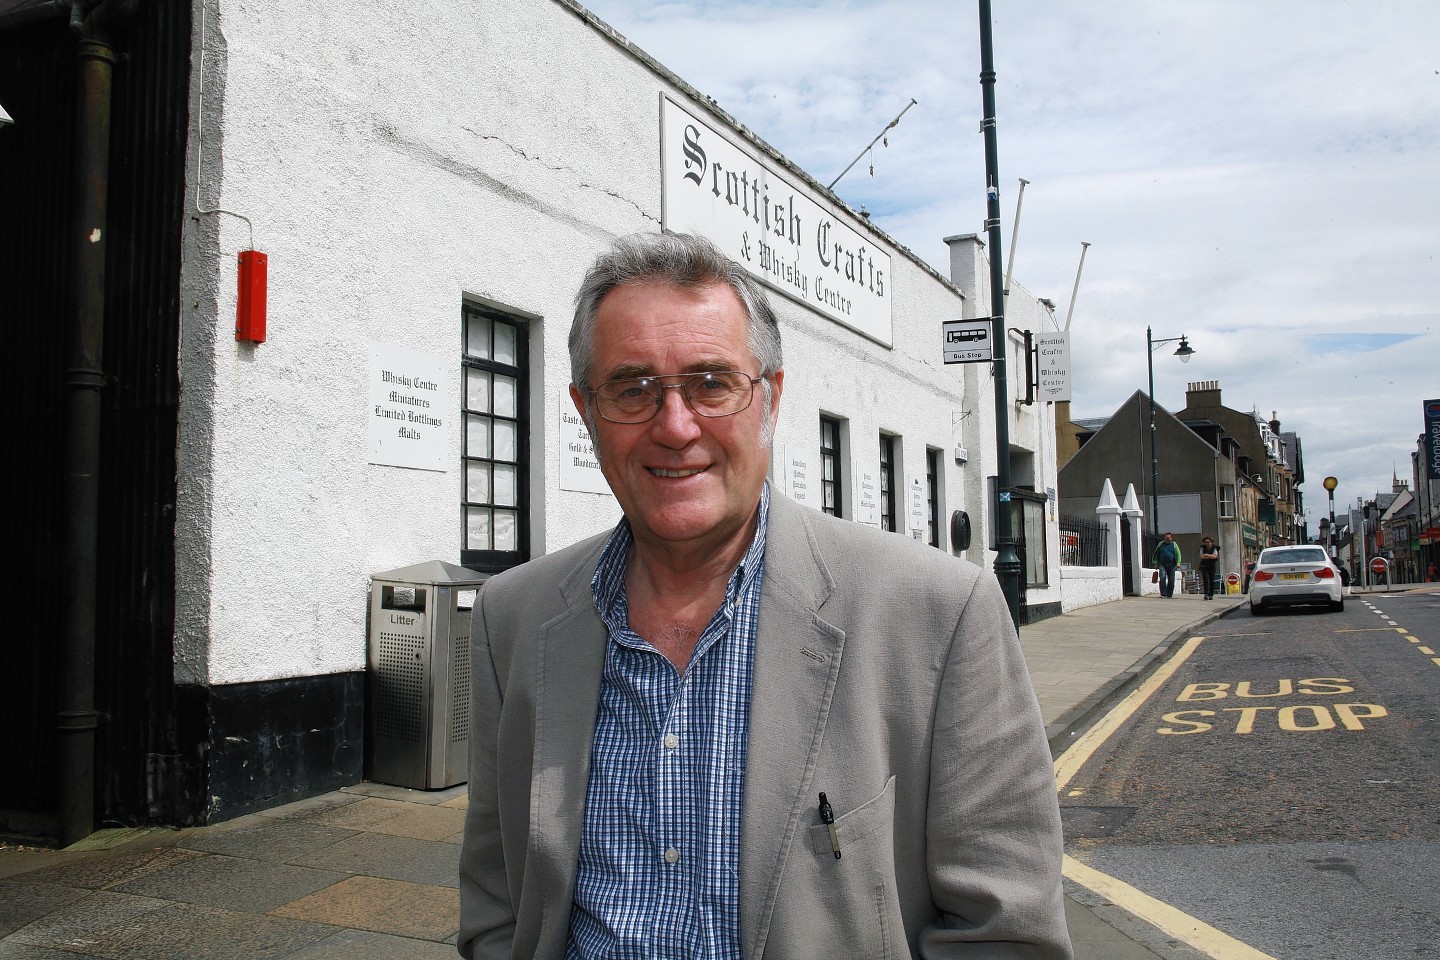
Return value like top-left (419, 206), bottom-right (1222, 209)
top-left (236, 250), bottom-right (267, 343)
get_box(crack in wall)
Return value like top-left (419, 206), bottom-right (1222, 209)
top-left (376, 121), bottom-right (657, 235)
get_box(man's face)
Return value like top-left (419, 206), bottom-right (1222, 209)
top-left (569, 281), bottom-right (783, 556)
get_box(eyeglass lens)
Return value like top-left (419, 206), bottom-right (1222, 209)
top-left (595, 371), bottom-right (755, 423)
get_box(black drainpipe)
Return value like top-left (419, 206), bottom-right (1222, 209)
top-left (59, 0), bottom-right (136, 848)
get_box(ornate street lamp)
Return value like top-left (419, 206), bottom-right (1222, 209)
top-left (1323, 476), bottom-right (1338, 558)
top-left (1146, 327), bottom-right (1195, 535)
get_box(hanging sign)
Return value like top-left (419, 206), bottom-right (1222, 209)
top-left (1424, 398), bottom-right (1440, 480)
top-left (1037, 331), bottom-right (1071, 401)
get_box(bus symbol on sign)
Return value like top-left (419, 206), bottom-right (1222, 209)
top-left (942, 320), bottom-right (994, 364)
top-left (946, 327), bottom-right (987, 344)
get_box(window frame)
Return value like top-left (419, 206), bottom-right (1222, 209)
top-left (820, 415), bottom-right (844, 518)
top-left (879, 433), bottom-right (897, 532)
top-left (461, 302), bottom-right (530, 574)
top-left (1219, 483), bottom-right (1236, 519)
top-left (925, 446), bottom-right (942, 548)
top-left (1009, 487), bottom-right (1050, 589)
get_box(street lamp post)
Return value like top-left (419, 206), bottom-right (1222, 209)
top-left (977, 0), bottom-right (1022, 629)
top-left (1323, 476), bottom-right (1338, 558)
top-left (1146, 326), bottom-right (1195, 535)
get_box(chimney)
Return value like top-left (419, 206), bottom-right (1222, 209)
top-left (1270, 411), bottom-right (1281, 435)
top-left (1186, 379), bottom-right (1222, 410)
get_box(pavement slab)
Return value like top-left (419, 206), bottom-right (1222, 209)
top-left (281, 928), bottom-right (461, 959)
top-left (178, 818), bottom-right (358, 864)
top-left (289, 832), bottom-right (461, 888)
top-left (38, 902), bottom-right (338, 960)
top-left (7, 849), bottom-right (202, 895)
top-left (0, 883), bottom-right (90, 939)
top-left (268, 875), bottom-right (459, 942)
top-left (297, 798), bottom-right (463, 842)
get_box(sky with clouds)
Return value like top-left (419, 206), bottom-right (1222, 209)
top-left (580, 0), bottom-right (1440, 526)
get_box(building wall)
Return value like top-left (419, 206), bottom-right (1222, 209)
top-left (172, 0), bottom-right (1060, 815)
top-left (945, 236), bottom-right (1064, 620)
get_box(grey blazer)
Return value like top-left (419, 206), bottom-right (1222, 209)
top-left (458, 493), bottom-right (1072, 959)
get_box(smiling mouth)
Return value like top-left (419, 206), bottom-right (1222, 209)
top-left (649, 467), bottom-right (706, 478)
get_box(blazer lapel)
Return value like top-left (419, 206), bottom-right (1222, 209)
top-left (740, 495), bottom-right (846, 959)
top-left (529, 549), bottom-right (608, 933)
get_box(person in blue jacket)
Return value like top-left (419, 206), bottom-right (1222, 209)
top-left (1153, 532), bottom-right (1182, 598)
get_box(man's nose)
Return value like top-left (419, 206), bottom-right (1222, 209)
top-left (648, 384), bottom-right (702, 442)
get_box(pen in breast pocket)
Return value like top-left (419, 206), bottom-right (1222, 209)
top-left (818, 792), bottom-right (841, 859)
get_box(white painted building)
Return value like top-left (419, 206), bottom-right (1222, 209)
top-left (17, 0), bottom-right (1065, 822)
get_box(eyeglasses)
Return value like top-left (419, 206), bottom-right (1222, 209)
top-left (589, 370), bottom-right (763, 424)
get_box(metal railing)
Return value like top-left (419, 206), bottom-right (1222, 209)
top-left (1059, 515), bottom-right (1109, 567)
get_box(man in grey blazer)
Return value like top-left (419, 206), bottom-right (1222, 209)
top-left (458, 232), bottom-right (1072, 959)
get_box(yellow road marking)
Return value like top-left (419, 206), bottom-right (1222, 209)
top-left (1055, 636), bottom-right (1203, 791)
top-left (1064, 856), bottom-right (1279, 960)
top-left (1335, 628), bottom-right (1408, 634)
top-left (1056, 637), bottom-right (1278, 958)
top-left (1432, 658), bottom-right (1440, 667)
top-left (1419, 646), bottom-right (1435, 655)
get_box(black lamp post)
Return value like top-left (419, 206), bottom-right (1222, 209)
top-left (977, 0), bottom-right (1022, 629)
top-left (1146, 326), bottom-right (1194, 535)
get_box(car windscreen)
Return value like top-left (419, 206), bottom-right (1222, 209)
top-left (1260, 549), bottom-right (1327, 566)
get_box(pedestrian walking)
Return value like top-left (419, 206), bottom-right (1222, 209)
top-left (1198, 536), bottom-right (1219, 600)
top-left (1152, 532), bottom-right (1181, 598)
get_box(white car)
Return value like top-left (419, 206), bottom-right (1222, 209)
top-left (1248, 545), bottom-right (1344, 615)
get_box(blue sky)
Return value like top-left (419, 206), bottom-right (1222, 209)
top-left (580, 0), bottom-right (1440, 522)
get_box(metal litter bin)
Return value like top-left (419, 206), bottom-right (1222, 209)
top-left (367, 561), bottom-right (488, 789)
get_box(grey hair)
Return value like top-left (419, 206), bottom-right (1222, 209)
top-left (568, 232), bottom-right (784, 394)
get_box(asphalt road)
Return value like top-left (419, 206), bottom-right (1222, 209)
top-left (1059, 590), bottom-right (1440, 960)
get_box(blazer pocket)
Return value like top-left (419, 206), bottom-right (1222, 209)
top-left (808, 775), bottom-right (895, 857)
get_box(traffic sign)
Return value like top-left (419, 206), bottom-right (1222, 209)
top-left (1370, 557), bottom-right (1388, 574)
top-left (942, 319), bottom-right (993, 364)
top-left (1225, 573), bottom-right (1240, 586)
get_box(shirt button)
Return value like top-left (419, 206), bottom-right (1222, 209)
top-left (664, 847), bottom-right (680, 864)
top-left (663, 734), bottom-right (679, 750)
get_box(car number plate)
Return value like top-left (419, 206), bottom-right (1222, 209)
top-left (1279, 572), bottom-right (1309, 580)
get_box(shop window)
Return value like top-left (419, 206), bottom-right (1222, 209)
top-left (1009, 489), bottom-right (1049, 589)
top-left (462, 303), bottom-right (529, 573)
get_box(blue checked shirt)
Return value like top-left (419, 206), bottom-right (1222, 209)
top-left (565, 487), bottom-right (769, 960)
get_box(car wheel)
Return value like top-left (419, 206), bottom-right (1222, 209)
top-left (1250, 603), bottom-right (1264, 616)
top-left (1330, 598), bottom-right (1344, 612)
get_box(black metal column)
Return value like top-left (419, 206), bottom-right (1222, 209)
top-left (977, 0), bottom-right (1021, 627)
